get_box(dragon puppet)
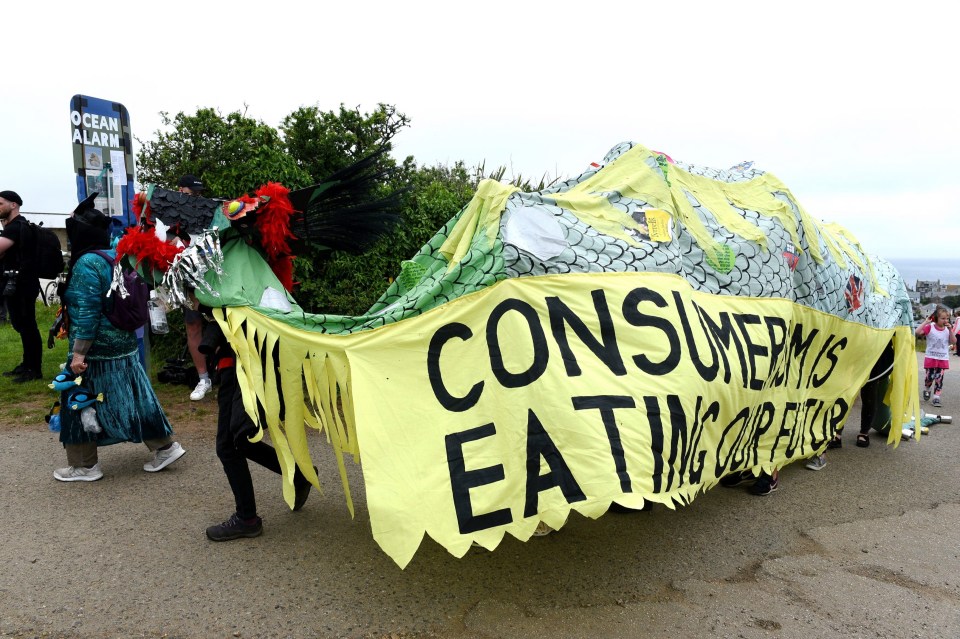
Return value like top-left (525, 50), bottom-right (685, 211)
top-left (120, 141), bottom-right (918, 568)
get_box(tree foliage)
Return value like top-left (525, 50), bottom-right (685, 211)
top-left (135, 102), bottom-right (549, 316)
top-left (298, 160), bottom-right (477, 314)
top-left (281, 104), bottom-right (410, 180)
top-left (136, 107), bottom-right (311, 198)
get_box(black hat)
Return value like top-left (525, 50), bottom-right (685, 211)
top-left (0, 190), bottom-right (23, 206)
top-left (73, 205), bottom-right (112, 230)
top-left (73, 192), bottom-right (99, 215)
top-left (177, 174), bottom-right (206, 192)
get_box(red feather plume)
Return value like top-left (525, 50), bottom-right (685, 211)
top-left (253, 182), bottom-right (298, 293)
top-left (116, 226), bottom-right (183, 278)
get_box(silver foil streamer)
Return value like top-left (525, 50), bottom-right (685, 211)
top-left (107, 261), bottom-right (129, 300)
top-left (159, 228), bottom-right (224, 310)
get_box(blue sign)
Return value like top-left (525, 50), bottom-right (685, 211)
top-left (69, 95), bottom-right (135, 227)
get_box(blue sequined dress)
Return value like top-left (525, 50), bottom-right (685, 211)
top-left (59, 250), bottom-right (173, 446)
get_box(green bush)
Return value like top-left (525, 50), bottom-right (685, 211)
top-left (136, 102), bottom-right (557, 316)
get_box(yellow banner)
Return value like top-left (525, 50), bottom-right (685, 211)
top-left (221, 271), bottom-right (917, 568)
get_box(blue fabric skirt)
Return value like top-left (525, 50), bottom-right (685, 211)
top-left (59, 351), bottom-right (174, 447)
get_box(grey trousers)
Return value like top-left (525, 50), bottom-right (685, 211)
top-left (65, 436), bottom-right (175, 467)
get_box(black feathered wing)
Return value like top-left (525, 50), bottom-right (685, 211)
top-left (287, 148), bottom-right (404, 254)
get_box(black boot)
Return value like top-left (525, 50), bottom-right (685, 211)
top-left (13, 369), bottom-right (42, 383)
top-left (2, 363), bottom-right (27, 377)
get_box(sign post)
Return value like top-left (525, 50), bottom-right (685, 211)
top-left (69, 95), bottom-right (136, 227)
top-left (69, 95), bottom-right (149, 369)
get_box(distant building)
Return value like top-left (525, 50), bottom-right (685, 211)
top-left (920, 302), bottom-right (939, 319)
top-left (915, 279), bottom-right (941, 296)
top-left (912, 279), bottom-right (956, 307)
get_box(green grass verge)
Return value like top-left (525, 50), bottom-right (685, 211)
top-left (0, 300), bottom-right (195, 426)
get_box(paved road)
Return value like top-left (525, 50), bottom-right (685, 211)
top-left (2, 353), bottom-right (959, 638)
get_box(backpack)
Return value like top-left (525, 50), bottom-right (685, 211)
top-left (26, 221), bottom-right (66, 279)
top-left (91, 250), bottom-right (150, 331)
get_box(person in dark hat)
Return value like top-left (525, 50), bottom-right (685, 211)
top-left (54, 203), bottom-right (186, 481)
top-left (177, 174), bottom-right (206, 195)
top-left (175, 174), bottom-right (214, 401)
top-left (0, 190), bottom-right (43, 382)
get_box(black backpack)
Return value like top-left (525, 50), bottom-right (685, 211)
top-left (25, 221), bottom-right (65, 279)
top-left (91, 250), bottom-right (150, 331)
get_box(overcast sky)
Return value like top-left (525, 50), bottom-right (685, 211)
top-left (4, 1), bottom-right (955, 261)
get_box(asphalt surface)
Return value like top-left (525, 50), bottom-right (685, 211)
top-left (2, 352), bottom-right (959, 638)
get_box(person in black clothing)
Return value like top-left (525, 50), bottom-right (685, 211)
top-left (200, 319), bottom-right (314, 541)
top-left (0, 190), bottom-right (43, 382)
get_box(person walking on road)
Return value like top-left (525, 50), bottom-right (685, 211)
top-left (916, 305), bottom-right (955, 408)
top-left (201, 320), bottom-right (313, 541)
top-left (54, 203), bottom-right (185, 482)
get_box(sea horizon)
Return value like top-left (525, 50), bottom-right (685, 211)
top-left (886, 257), bottom-right (960, 290)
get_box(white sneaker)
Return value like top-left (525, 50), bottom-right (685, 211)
top-left (532, 521), bottom-right (554, 537)
top-left (143, 442), bottom-right (186, 472)
top-left (54, 463), bottom-right (103, 482)
top-left (805, 454), bottom-right (827, 471)
top-left (190, 378), bottom-right (212, 401)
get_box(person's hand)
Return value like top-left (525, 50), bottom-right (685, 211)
top-left (70, 355), bottom-right (88, 376)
